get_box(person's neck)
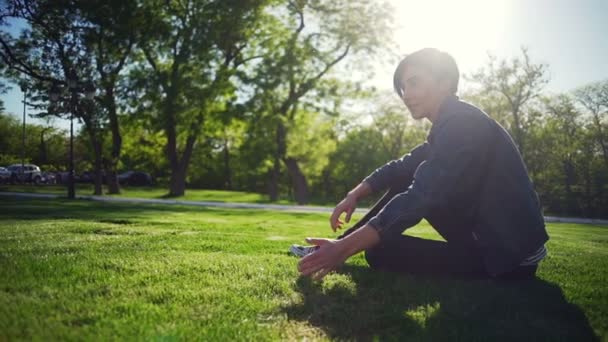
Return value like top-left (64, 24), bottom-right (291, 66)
top-left (426, 94), bottom-right (452, 124)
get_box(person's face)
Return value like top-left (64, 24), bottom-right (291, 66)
top-left (398, 64), bottom-right (446, 121)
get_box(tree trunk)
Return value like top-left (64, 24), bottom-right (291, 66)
top-left (269, 156), bottom-right (280, 202)
top-left (592, 114), bottom-right (608, 172)
top-left (86, 129), bottom-right (103, 196)
top-left (164, 91), bottom-right (181, 196)
top-left (168, 139), bottom-right (196, 197)
top-left (106, 170), bottom-right (119, 193)
top-left (583, 165), bottom-right (593, 217)
top-left (105, 88), bottom-right (122, 194)
top-left (284, 157), bottom-right (309, 204)
top-left (321, 168), bottom-right (332, 199)
top-left (38, 129), bottom-right (48, 165)
top-left (563, 159), bottom-right (576, 215)
top-left (92, 140), bottom-right (103, 196)
top-left (168, 164), bottom-right (187, 197)
top-left (223, 136), bottom-right (232, 190)
top-left (271, 119), bottom-right (310, 204)
top-left (167, 122), bottom-right (198, 197)
top-left (82, 115), bottom-right (104, 196)
top-left (511, 109), bottom-right (525, 156)
top-left (268, 121), bottom-right (287, 202)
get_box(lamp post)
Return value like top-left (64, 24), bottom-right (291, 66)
top-left (20, 82), bottom-right (27, 181)
top-left (49, 70), bottom-right (96, 199)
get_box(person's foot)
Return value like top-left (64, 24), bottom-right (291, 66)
top-left (289, 244), bottom-right (319, 258)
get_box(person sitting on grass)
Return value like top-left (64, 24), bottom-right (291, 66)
top-left (291, 48), bottom-right (549, 281)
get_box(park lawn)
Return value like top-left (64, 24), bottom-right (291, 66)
top-left (0, 197), bottom-right (606, 341)
top-left (0, 184), bottom-right (338, 206)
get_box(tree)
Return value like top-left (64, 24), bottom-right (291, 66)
top-left (0, 112), bottom-right (67, 170)
top-left (318, 94), bottom-right (428, 204)
top-left (0, 81), bottom-right (7, 112)
top-left (119, 112), bottom-right (168, 182)
top-left (1, 1), bottom-right (144, 195)
top-left (369, 93), bottom-right (430, 158)
top-left (79, 0), bottom-right (139, 194)
top-left (246, 0), bottom-right (394, 203)
top-left (130, 0), bottom-right (270, 197)
top-left (542, 95), bottom-right (583, 215)
top-left (466, 47), bottom-right (549, 158)
top-left (573, 80), bottom-right (608, 172)
top-left (0, 0), bottom-right (108, 195)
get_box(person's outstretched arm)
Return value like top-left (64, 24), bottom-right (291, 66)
top-left (329, 142), bottom-right (430, 231)
top-left (363, 142), bottom-right (429, 193)
top-left (329, 181), bottom-right (372, 231)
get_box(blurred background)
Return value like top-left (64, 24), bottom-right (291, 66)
top-left (0, 0), bottom-right (606, 217)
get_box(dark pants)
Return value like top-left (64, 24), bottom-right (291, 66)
top-left (338, 183), bottom-right (537, 280)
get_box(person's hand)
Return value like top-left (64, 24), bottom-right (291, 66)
top-left (329, 193), bottom-right (357, 232)
top-left (297, 237), bottom-right (349, 280)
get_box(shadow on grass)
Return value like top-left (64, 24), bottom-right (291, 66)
top-left (283, 265), bottom-right (597, 341)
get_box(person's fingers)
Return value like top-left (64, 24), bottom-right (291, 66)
top-left (298, 250), bottom-right (321, 271)
top-left (329, 206), bottom-right (342, 230)
top-left (345, 206), bottom-right (354, 223)
top-left (298, 245), bottom-right (332, 275)
top-left (300, 263), bottom-right (320, 276)
top-left (299, 257), bottom-right (324, 276)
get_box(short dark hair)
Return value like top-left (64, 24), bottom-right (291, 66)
top-left (393, 48), bottom-right (460, 97)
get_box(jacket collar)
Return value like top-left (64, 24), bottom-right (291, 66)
top-left (428, 94), bottom-right (460, 141)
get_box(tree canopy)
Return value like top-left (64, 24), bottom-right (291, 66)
top-left (1, 2), bottom-right (606, 218)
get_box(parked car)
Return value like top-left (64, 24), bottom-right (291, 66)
top-left (41, 172), bottom-right (57, 185)
top-left (6, 164), bottom-right (43, 184)
top-left (77, 170), bottom-right (108, 184)
top-left (118, 171), bottom-right (153, 186)
top-left (54, 171), bottom-right (70, 184)
top-left (0, 167), bottom-right (11, 183)
top-left (78, 171), bottom-right (94, 183)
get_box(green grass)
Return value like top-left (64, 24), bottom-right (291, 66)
top-left (0, 184), bottom-right (293, 204)
top-left (0, 197), bottom-right (606, 341)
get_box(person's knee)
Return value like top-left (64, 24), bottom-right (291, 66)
top-left (364, 247), bottom-right (383, 270)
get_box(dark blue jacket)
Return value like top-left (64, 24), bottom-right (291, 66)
top-left (363, 95), bottom-right (549, 275)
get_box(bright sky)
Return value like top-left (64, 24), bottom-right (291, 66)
top-left (375, 0), bottom-right (608, 94)
top-left (1, 0), bottom-right (607, 130)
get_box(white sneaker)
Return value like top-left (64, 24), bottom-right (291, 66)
top-left (289, 244), bottom-right (319, 258)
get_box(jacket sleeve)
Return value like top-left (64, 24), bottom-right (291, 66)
top-left (363, 142), bottom-right (430, 193)
top-left (367, 114), bottom-right (488, 239)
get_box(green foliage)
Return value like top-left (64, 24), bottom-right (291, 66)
top-left (531, 95), bottom-right (608, 217)
top-left (125, 0), bottom-right (274, 195)
top-left (316, 95), bottom-right (428, 201)
top-left (119, 114), bottom-right (168, 180)
top-left (238, 0), bottom-right (394, 203)
top-left (287, 110), bottom-right (336, 180)
top-left (0, 113), bottom-right (66, 169)
top-left (0, 153), bottom-right (26, 166)
top-left (2, 2), bottom-right (607, 217)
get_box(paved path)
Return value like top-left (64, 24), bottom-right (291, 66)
top-left (1, 191), bottom-right (607, 225)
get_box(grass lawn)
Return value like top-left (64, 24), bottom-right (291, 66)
top-left (0, 197), bottom-right (606, 341)
top-left (0, 184), bottom-right (338, 206)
